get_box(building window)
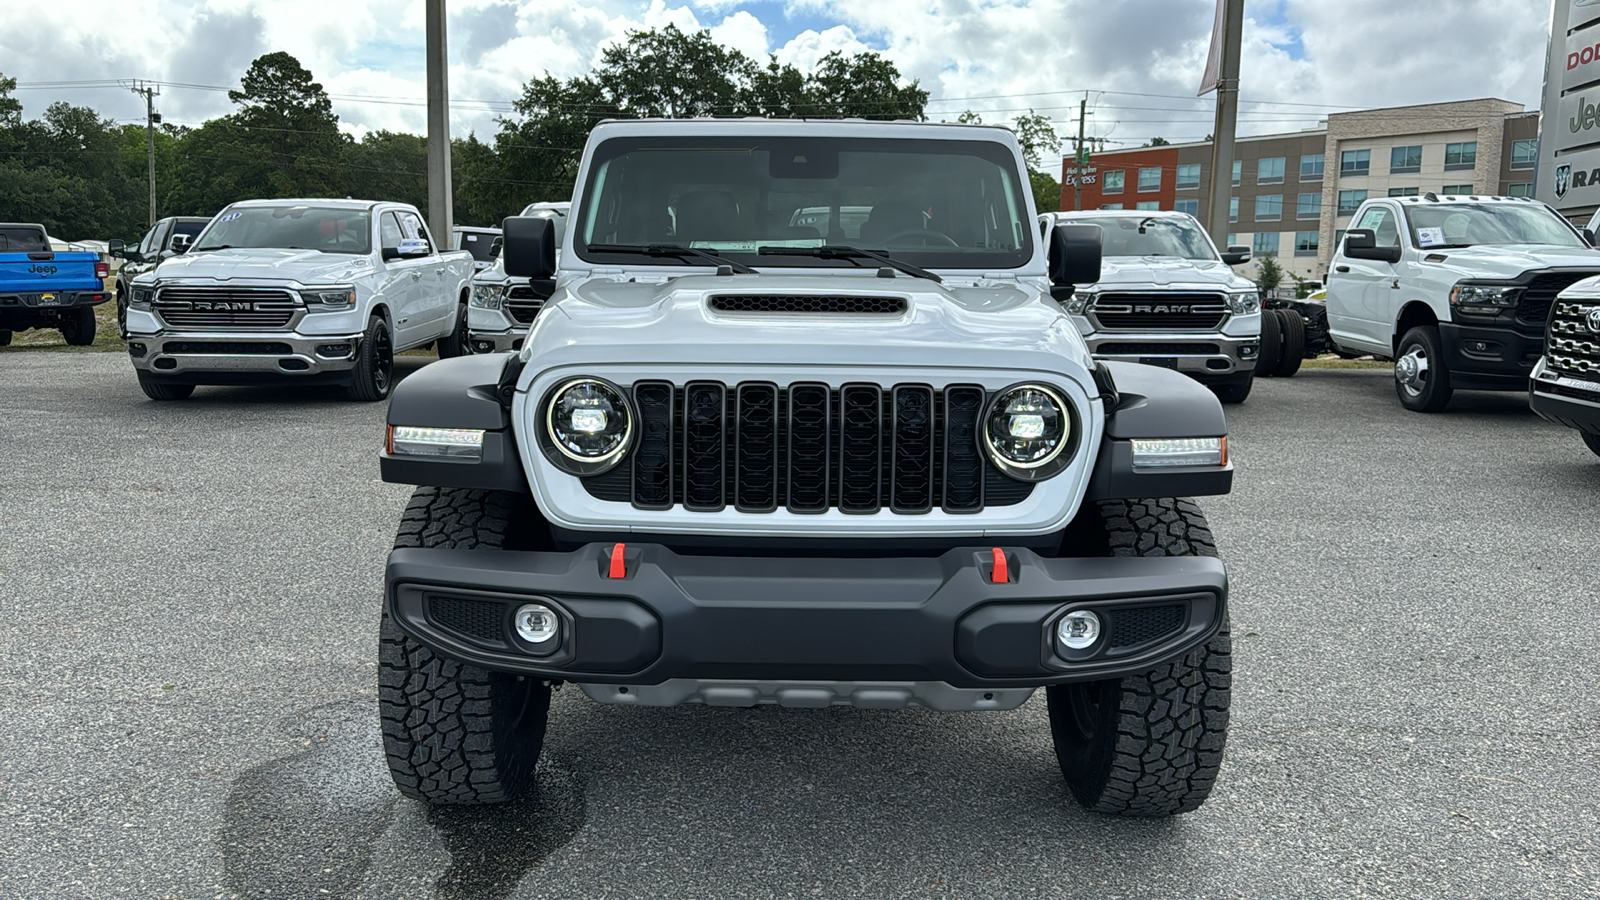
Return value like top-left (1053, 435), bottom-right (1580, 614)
top-left (1255, 195), bottom-right (1283, 221)
top-left (1389, 145), bottom-right (1422, 174)
top-left (1301, 154), bottom-right (1325, 180)
top-left (1229, 197), bottom-right (1239, 222)
top-left (1445, 141), bottom-right (1477, 170)
top-left (1138, 167), bottom-right (1162, 191)
top-left (1253, 232), bottom-right (1280, 255)
top-left (1297, 193), bottom-right (1322, 219)
top-left (1337, 189), bottom-right (1367, 214)
top-left (1388, 187), bottom-right (1419, 197)
top-left (1507, 182), bottom-right (1534, 197)
top-left (1335, 229), bottom-right (1347, 249)
top-left (1136, 201), bottom-right (1161, 210)
top-left (1294, 231), bottom-right (1319, 256)
top-left (1511, 139), bottom-right (1537, 170)
top-left (1227, 233), bottom-right (1239, 248)
top-left (1232, 160), bottom-right (1242, 186)
top-left (1340, 149), bottom-right (1370, 175)
top-left (1103, 170), bottom-right (1124, 193)
top-left (1100, 203), bottom-right (1124, 210)
top-left (1258, 157), bottom-right (1286, 185)
top-left (1176, 163), bottom-right (1201, 189)
top-left (1175, 198), bottom-right (1200, 215)
top-left (1442, 184), bottom-right (1473, 196)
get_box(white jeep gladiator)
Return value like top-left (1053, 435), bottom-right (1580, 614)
top-left (1326, 194), bottom-right (1600, 412)
top-left (124, 199), bottom-right (475, 401)
top-left (376, 119), bottom-right (1237, 817)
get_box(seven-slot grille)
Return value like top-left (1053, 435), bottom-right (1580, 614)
top-left (1090, 292), bottom-right (1229, 331)
top-left (505, 284), bottom-right (544, 324)
top-left (1520, 272), bottom-right (1600, 327)
top-left (588, 381), bottom-right (1031, 514)
top-left (1546, 299), bottom-right (1600, 380)
top-left (154, 288), bottom-right (298, 329)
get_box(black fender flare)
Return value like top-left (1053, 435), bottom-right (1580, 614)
top-left (379, 352), bottom-right (530, 494)
top-left (1085, 361), bottom-right (1233, 500)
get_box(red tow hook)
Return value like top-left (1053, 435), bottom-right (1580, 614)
top-left (990, 547), bottom-right (1009, 583)
top-left (608, 543), bottom-right (627, 579)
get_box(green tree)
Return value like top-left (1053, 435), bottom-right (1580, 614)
top-left (1010, 110), bottom-right (1059, 171)
top-left (1255, 252), bottom-right (1284, 294)
top-left (597, 24), bottom-right (752, 117)
top-left (224, 51), bottom-right (347, 197)
top-left (345, 130), bottom-right (428, 210)
top-left (800, 51), bottom-right (928, 120)
top-left (0, 72), bottom-right (22, 129)
top-left (1142, 136), bottom-right (1171, 147)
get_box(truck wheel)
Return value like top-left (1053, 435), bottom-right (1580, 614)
top-left (1583, 431), bottom-right (1600, 459)
top-left (1047, 499), bottom-right (1232, 817)
top-left (116, 290), bottom-right (129, 339)
top-left (436, 299), bottom-right (468, 359)
top-left (380, 487), bottom-right (552, 805)
top-left (136, 371), bottom-right (195, 401)
top-left (1274, 309), bottom-right (1305, 377)
top-left (1210, 376), bottom-right (1252, 404)
top-left (0, 329), bottom-right (10, 347)
top-left (348, 314), bottom-right (394, 402)
top-left (1254, 307), bottom-right (1280, 377)
top-left (1393, 325), bottom-right (1452, 412)
top-left (60, 305), bottom-right (96, 346)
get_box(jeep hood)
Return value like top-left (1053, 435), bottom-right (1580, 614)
top-left (143, 248), bottom-right (371, 285)
top-left (1419, 244), bottom-right (1600, 280)
top-left (1086, 256), bottom-right (1253, 291)
top-left (519, 274), bottom-right (1095, 376)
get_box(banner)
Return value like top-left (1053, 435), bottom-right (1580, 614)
top-left (1199, 0), bottom-right (1225, 96)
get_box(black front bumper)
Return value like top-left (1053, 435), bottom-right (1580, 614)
top-left (1439, 322), bottom-right (1544, 390)
top-left (386, 543), bottom-right (1227, 689)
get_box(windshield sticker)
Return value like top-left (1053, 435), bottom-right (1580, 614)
top-left (1415, 226), bottom-right (1445, 248)
top-left (689, 240), bottom-right (824, 251)
top-left (218, 212), bottom-right (243, 222)
top-left (465, 234), bottom-right (478, 242)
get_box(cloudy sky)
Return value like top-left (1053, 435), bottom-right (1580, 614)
top-left (1, 0), bottom-right (1556, 158)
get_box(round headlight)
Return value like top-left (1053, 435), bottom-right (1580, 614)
top-left (983, 384), bottom-right (1072, 480)
top-left (542, 378), bottom-right (632, 473)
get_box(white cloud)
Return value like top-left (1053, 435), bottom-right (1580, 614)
top-left (711, 11), bottom-right (771, 61)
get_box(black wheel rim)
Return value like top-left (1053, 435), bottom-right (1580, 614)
top-left (1066, 684), bottom-right (1101, 741)
top-left (373, 321), bottom-right (393, 393)
top-left (117, 297), bottom-right (127, 336)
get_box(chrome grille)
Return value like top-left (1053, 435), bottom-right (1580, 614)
top-left (155, 288), bottom-right (298, 329)
top-left (505, 284), bottom-right (544, 324)
top-left (1090, 292), bottom-right (1228, 331)
top-left (1547, 300), bottom-right (1600, 379)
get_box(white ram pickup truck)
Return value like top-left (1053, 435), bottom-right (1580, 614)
top-left (1325, 194), bottom-right (1600, 412)
top-left (124, 199), bottom-right (475, 401)
top-left (466, 201), bottom-right (569, 354)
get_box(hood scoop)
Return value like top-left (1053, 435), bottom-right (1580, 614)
top-left (707, 294), bottom-right (907, 314)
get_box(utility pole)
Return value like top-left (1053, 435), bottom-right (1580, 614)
top-left (1203, 0), bottom-right (1244, 247)
top-left (129, 81), bottom-right (160, 227)
top-left (1072, 95), bottom-right (1088, 211)
top-left (425, 0), bottom-right (454, 246)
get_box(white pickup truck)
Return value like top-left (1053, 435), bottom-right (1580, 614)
top-left (124, 199), bottom-right (475, 401)
top-left (1326, 194), bottom-right (1600, 411)
top-left (466, 201), bottom-right (568, 354)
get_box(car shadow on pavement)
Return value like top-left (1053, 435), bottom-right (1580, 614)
top-left (218, 698), bottom-right (585, 900)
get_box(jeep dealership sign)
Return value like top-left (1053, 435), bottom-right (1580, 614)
top-left (1538, 0), bottom-right (1600, 209)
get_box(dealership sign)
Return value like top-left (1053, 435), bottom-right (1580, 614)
top-left (1539, 0), bottom-right (1600, 209)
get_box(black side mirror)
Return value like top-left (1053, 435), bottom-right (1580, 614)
top-left (502, 216), bottom-right (557, 279)
top-left (108, 239), bottom-right (126, 259)
top-left (1048, 223), bottom-right (1101, 287)
top-left (489, 236), bottom-right (504, 259)
top-left (1344, 228), bottom-right (1401, 264)
top-left (1584, 227), bottom-right (1597, 247)
top-left (1221, 244), bottom-right (1251, 265)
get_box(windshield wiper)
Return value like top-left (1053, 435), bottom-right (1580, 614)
top-left (586, 243), bottom-right (758, 274)
top-left (755, 245), bottom-right (941, 283)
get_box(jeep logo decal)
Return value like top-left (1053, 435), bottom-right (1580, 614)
top-left (27, 264), bottom-right (57, 275)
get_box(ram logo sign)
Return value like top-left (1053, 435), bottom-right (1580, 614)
top-left (1556, 164), bottom-right (1573, 200)
top-left (191, 301), bottom-right (256, 311)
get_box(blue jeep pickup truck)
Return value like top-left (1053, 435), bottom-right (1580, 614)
top-left (0, 223), bottom-right (110, 346)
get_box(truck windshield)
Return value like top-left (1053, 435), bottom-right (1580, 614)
top-left (0, 226), bottom-right (49, 252)
top-left (1401, 203), bottom-right (1585, 249)
top-left (1055, 215), bottom-right (1217, 260)
top-left (193, 206), bottom-right (371, 255)
top-left (573, 136), bottom-right (1033, 270)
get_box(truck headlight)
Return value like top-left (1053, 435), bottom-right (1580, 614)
top-left (982, 384), bottom-right (1074, 481)
top-left (130, 286), bottom-right (155, 309)
top-left (1449, 283), bottom-right (1520, 315)
top-left (305, 287), bottom-right (356, 309)
top-left (1064, 291), bottom-right (1093, 315)
top-left (540, 378), bottom-right (633, 474)
top-left (471, 283), bottom-right (505, 309)
top-left (1227, 291), bottom-right (1260, 314)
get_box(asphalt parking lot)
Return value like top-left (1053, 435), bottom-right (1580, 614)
top-left (2, 353), bottom-right (1597, 899)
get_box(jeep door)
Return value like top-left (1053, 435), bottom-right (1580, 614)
top-left (377, 212), bottom-right (424, 346)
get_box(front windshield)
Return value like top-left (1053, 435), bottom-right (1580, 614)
top-left (574, 136), bottom-right (1033, 269)
top-left (193, 205), bottom-right (371, 255)
top-left (457, 231), bottom-right (498, 262)
top-left (1402, 203), bottom-right (1585, 249)
top-left (1055, 215), bottom-right (1217, 260)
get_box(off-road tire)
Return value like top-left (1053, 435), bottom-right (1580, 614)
top-left (436, 299), bottom-right (469, 359)
top-left (60, 305), bottom-right (96, 346)
top-left (0, 329), bottom-right (11, 347)
top-left (348, 314), bottom-right (394, 402)
top-left (1254, 306), bottom-right (1281, 376)
top-left (1211, 377), bottom-right (1252, 404)
top-left (1582, 431), bottom-right (1600, 459)
top-left (379, 487), bottom-right (552, 805)
top-left (136, 371), bottom-right (195, 401)
top-left (1274, 309), bottom-right (1305, 377)
top-left (116, 285), bottom-right (130, 339)
top-left (1394, 325), bottom-right (1453, 413)
top-left (1047, 498), bottom-right (1232, 817)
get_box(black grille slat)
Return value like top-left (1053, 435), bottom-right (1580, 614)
top-left (1521, 272), bottom-right (1600, 327)
top-left (1547, 299), bottom-right (1600, 380)
top-left (736, 384), bottom-right (779, 512)
top-left (1091, 292), bottom-right (1228, 331)
top-left (162, 341), bottom-right (295, 355)
top-left (427, 596), bottom-right (504, 645)
top-left (943, 386), bottom-right (986, 513)
top-left (1106, 605), bottom-right (1185, 649)
top-left (633, 381), bottom-right (675, 509)
top-left (682, 382), bottom-right (727, 511)
top-left (710, 295), bottom-right (906, 314)
top-left (891, 385), bottom-right (935, 513)
top-left (504, 284), bottom-right (545, 324)
top-left (787, 383), bottom-right (831, 513)
top-left (838, 385), bottom-right (883, 513)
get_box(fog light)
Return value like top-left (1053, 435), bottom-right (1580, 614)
top-left (1239, 343), bottom-right (1259, 360)
top-left (1057, 610), bottom-right (1101, 650)
top-left (514, 603), bottom-right (559, 646)
top-left (128, 342), bottom-right (147, 358)
top-left (315, 342), bottom-right (353, 358)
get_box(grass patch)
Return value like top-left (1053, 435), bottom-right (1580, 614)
top-left (2, 300), bottom-right (125, 353)
top-left (1300, 355), bottom-right (1389, 370)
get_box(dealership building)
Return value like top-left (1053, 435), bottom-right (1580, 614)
top-left (1061, 98), bottom-right (1541, 282)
